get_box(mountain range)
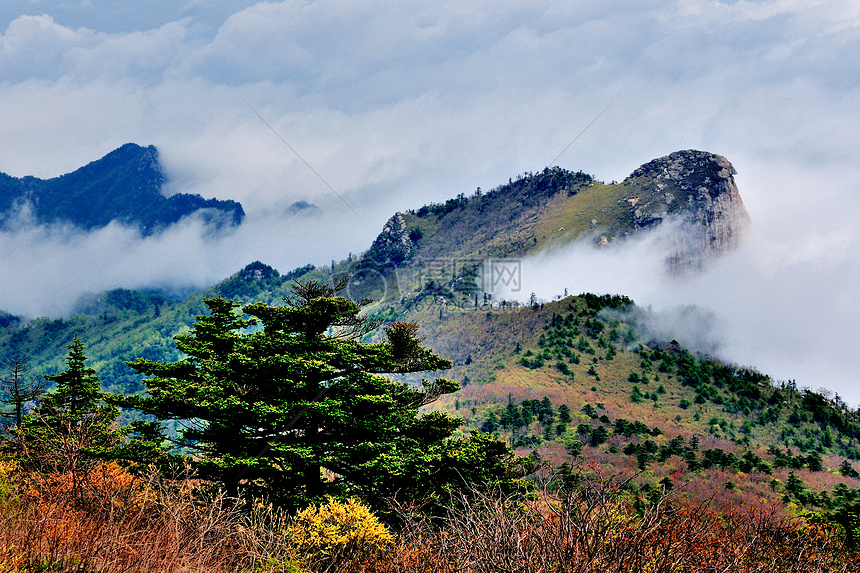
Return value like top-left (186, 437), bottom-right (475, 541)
top-left (372, 149), bottom-right (750, 268)
top-left (340, 149), bottom-right (750, 307)
top-left (0, 146), bottom-right (858, 521)
top-left (0, 143), bottom-right (244, 235)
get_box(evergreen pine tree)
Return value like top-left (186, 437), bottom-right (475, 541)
top-left (557, 404), bottom-right (572, 425)
top-left (480, 412), bottom-right (500, 433)
top-left (113, 279), bottom-right (525, 509)
top-left (840, 459), bottom-right (860, 478)
top-left (9, 336), bottom-right (124, 476)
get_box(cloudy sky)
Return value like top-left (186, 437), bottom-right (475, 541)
top-left (1, 1), bottom-right (860, 403)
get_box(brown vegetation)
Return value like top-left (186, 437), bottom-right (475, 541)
top-left (0, 461), bottom-right (247, 572)
top-left (365, 474), bottom-right (856, 573)
top-left (1, 462), bottom-right (856, 573)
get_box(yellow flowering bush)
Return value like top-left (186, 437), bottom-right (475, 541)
top-left (287, 498), bottom-right (392, 572)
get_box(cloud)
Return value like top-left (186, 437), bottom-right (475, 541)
top-left (0, 206), bottom-right (344, 318)
top-left (0, 1), bottom-right (859, 400)
top-left (0, 15), bottom-right (96, 82)
top-left (504, 158), bottom-right (860, 406)
top-left (0, 1), bottom-right (261, 36)
top-left (0, 15), bottom-right (197, 85)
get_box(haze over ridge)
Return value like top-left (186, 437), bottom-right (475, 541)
top-left (0, 1), bottom-right (859, 403)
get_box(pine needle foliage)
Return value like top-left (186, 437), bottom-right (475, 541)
top-left (112, 280), bottom-right (522, 510)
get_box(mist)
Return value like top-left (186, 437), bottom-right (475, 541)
top-left (0, 206), bottom-right (360, 318)
top-left (502, 161), bottom-right (860, 406)
top-left (1, 2), bottom-right (860, 402)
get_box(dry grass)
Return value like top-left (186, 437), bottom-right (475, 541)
top-left (362, 474), bottom-right (858, 573)
top-left (0, 461), bottom-right (856, 573)
top-left (0, 462), bottom-right (252, 572)
top-left (0, 462), bottom-right (379, 573)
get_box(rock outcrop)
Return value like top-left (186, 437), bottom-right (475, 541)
top-left (365, 211), bottom-right (416, 265)
top-left (622, 150), bottom-right (751, 268)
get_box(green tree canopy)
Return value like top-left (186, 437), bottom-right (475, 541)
top-left (114, 279), bottom-right (524, 509)
top-left (7, 335), bottom-right (124, 475)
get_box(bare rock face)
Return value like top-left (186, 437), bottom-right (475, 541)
top-left (623, 150), bottom-right (751, 268)
top-left (366, 211), bottom-right (416, 265)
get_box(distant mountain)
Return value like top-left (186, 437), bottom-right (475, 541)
top-left (346, 150), bottom-right (750, 303)
top-left (370, 150), bottom-right (749, 266)
top-left (0, 143), bottom-right (244, 235)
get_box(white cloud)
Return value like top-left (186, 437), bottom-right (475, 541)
top-left (64, 20), bottom-right (192, 82)
top-left (0, 15), bottom-right (95, 81)
top-left (0, 0), bottom-right (859, 401)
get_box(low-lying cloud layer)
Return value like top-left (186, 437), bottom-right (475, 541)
top-left (0, 205), bottom-right (344, 317)
top-left (1, 1), bottom-right (859, 402)
top-left (505, 160), bottom-right (860, 406)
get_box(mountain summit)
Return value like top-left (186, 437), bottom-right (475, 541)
top-left (364, 149), bottom-right (750, 273)
top-left (622, 150), bottom-right (750, 267)
top-left (0, 143), bottom-right (244, 235)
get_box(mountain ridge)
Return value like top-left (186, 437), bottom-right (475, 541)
top-left (2, 149), bottom-right (859, 521)
top-left (0, 143), bottom-right (245, 235)
top-left (367, 149), bottom-right (748, 268)
top-left (341, 149), bottom-right (750, 306)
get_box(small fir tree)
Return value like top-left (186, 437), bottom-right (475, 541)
top-left (0, 357), bottom-right (47, 428)
top-left (8, 336), bottom-right (125, 486)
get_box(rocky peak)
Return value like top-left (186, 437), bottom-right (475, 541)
top-left (366, 212), bottom-right (416, 265)
top-left (237, 261), bottom-right (280, 281)
top-left (629, 149), bottom-right (737, 195)
top-left (623, 150), bottom-right (751, 268)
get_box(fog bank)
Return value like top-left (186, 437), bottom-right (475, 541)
top-left (503, 162), bottom-right (860, 406)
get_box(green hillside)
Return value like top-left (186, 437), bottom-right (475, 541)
top-left (392, 294), bottom-right (860, 515)
top-left (0, 261), bottom-right (314, 396)
top-left (1, 150), bottom-right (857, 524)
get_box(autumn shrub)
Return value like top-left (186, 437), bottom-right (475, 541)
top-left (17, 460), bottom-right (147, 515)
top-left (1, 458), bottom-right (857, 573)
top-left (0, 462), bottom-right (247, 573)
top-left (286, 497), bottom-right (394, 573)
top-left (359, 473), bottom-right (860, 573)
